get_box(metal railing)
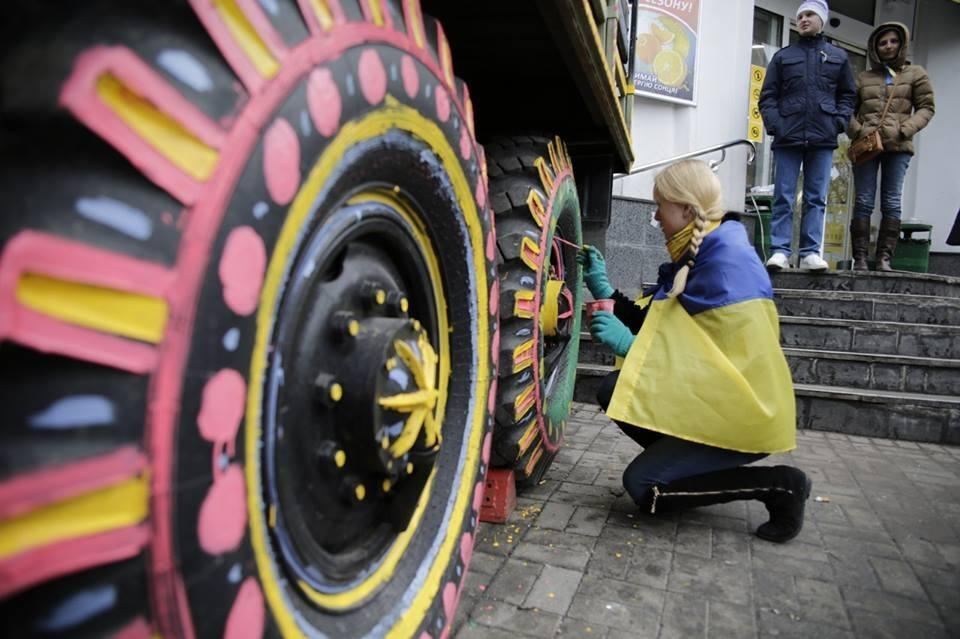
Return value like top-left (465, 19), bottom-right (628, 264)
top-left (613, 138), bottom-right (757, 179)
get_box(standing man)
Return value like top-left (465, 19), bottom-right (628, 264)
top-left (759, 1), bottom-right (856, 271)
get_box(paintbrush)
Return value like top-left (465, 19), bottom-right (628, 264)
top-left (553, 236), bottom-right (584, 251)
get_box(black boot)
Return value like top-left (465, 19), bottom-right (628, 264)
top-left (646, 465), bottom-right (812, 543)
top-left (850, 217), bottom-right (870, 271)
top-left (876, 216), bottom-right (900, 272)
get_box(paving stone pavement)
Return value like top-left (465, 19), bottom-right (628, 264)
top-left (454, 402), bottom-right (960, 639)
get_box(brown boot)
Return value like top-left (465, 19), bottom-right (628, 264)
top-left (850, 217), bottom-right (870, 271)
top-left (876, 216), bottom-right (900, 272)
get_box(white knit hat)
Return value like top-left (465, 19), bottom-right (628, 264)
top-left (796, 0), bottom-right (828, 25)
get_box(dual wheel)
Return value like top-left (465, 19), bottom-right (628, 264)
top-left (0, 2), bottom-right (581, 636)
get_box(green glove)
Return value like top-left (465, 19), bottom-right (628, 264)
top-left (590, 311), bottom-right (634, 358)
top-left (577, 245), bottom-right (614, 299)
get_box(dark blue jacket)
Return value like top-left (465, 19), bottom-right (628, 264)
top-left (759, 35), bottom-right (857, 149)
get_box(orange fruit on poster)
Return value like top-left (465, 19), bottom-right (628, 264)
top-left (651, 21), bottom-right (675, 45)
top-left (653, 50), bottom-right (686, 87)
top-left (635, 33), bottom-right (661, 64)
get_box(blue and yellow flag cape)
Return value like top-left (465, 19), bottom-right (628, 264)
top-left (606, 222), bottom-right (796, 453)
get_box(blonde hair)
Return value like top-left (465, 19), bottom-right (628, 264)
top-left (653, 159), bottom-right (725, 298)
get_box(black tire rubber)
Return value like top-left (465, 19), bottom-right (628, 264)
top-left (0, 3), bottom-right (494, 638)
top-left (485, 135), bottom-right (583, 486)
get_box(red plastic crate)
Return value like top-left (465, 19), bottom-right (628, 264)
top-left (479, 468), bottom-right (516, 523)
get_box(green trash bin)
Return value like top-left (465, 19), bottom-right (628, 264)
top-left (891, 222), bottom-right (932, 273)
top-left (746, 194), bottom-right (774, 261)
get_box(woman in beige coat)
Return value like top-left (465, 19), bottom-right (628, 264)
top-left (848, 22), bottom-right (935, 271)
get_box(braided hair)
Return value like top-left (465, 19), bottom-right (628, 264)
top-left (654, 159), bottom-right (726, 298)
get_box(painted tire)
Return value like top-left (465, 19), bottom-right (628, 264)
top-left (485, 136), bottom-right (583, 485)
top-left (0, 2), bottom-right (496, 638)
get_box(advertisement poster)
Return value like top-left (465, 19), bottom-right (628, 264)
top-left (632, 0), bottom-right (701, 105)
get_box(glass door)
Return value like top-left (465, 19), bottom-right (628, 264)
top-left (746, 8), bottom-right (783, 193)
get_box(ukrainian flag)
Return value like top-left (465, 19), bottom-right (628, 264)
top-left (606, 222), bottom-right (796, 453)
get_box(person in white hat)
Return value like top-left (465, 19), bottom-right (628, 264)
top-left (758, 0), bottom-right (856, 272)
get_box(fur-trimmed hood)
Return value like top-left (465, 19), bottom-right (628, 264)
top-left (868, 21), bottom-right (910, 70)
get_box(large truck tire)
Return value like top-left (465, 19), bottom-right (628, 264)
top-left (485, 136), bottom-right (583, 486)
top-left (0, 2), bottom-right (495, 638)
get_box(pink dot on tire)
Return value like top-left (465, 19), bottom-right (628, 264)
top-left (198, 464), bottom-right (247, 555)
top-left (459, 127), bottom-right (471, 161)
top-left (197, 368), bottom-right (246, 445)
top-left (473, 480), bottom-right (485, 515)
top-left (435, 85), bottom-right (450, 122)
top-left (358, 49), bottom-right (387, 105)
top-left (475, 180), bottom-right (486, 209)
top-left (263, 118), bottom-right (300, 205)
top-left (307, 68), bottom-right (342, 137)
top-left (487, 378), bottom-right (498, 416)
top-left (443, 580), bottom-right (458, 618)
top-left (401, 55), bottom-right (419, 98)
top-left (460, 531), bottom-right (474, 568)
top-left (224, 577), bottom-right (265, 639)
top-left (219, 226), bottom-right (266, 317)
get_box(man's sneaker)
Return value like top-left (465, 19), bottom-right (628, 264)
top-left (799, 254), bottom-right (829, 271)
top-left (765, 253), bottom-right (790, 271)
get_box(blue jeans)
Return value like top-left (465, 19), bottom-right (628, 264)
top-left (852, 152), bottom-right (911, 220)
top-left (770, 147), bottom-right (835, 257)
top-left (597, 372), bottom-right (766, 505)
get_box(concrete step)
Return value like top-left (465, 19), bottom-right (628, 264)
top-left (784, 347), bottom-right (960, 396)
top-left (574, 362), bottom-right (960, 444)
top-left (574, 362), bottom-right (614, 405)
top-left (770, 270), bottom-right (960, 298)
top-left (780, 316), bottom-right (960, 359)
top-left (795, 383), bottom-right (960, 444)
top-left (578, 322), bottom-right (960, 368)
top-left (774, 289), bottom-right (960, 326)
top-left (578, 333), bottom-right (617, 366)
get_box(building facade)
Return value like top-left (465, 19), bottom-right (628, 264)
top-left (615, 0), bottom-right (960, 262)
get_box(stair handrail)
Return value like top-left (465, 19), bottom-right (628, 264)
top-left (613, 139), bottom-right (757, 179)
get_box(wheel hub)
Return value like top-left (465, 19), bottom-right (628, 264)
top-left (321, 311), bottom-right (441, 483)
top-left (541, 278), bottom-right (574, 337)
top-left (263, 199), bottom-right (444, 593)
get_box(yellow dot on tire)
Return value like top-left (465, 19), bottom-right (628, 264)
top-left (400, 297), bottom-right (409, 313)
top-left (406, 462), bottom-right (414, 474)
top-left (329, 383), bottom-right (344, 402)
top-left (355, 484), bottom-right (366, 501)
top-left (347, 320), bottom-right (360, 336)
top-left (382, 479), bottom-right (392, 492)
top-left (381, 436), bottom-right (390, 449)
top-left (334, 450), bottom-right (346, 468)
top-left (375, 289), bottom-right (386, 305)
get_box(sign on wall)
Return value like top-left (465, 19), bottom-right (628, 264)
top-left (631, 0), bottom-right (701, 106)
top-left (748, 65), bottom-right (766, 142)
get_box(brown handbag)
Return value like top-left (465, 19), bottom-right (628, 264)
top-left (848, 91), bottom-right (894, 165)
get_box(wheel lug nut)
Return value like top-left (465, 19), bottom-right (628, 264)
top-left (341, 477), bottom-right (366, 504)
top-left (314, 372), bottom-right (344, 406)
top-left (361, 281), bottom-right (387, 309)
top-left (316, 440), bottom-right (347, 471)
top-left (332, 311), bottom-right (360, 341)
top-left (387, 291), bottom-right (409, 316)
